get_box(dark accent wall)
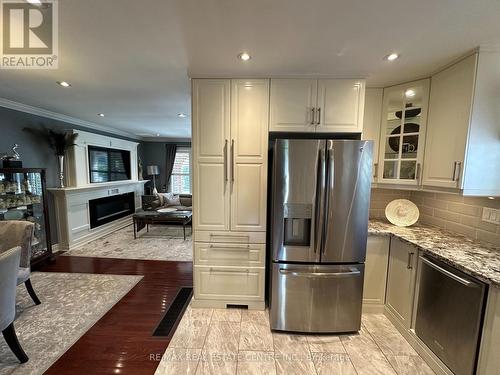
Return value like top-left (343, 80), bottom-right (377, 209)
top-left (139, 141), bottom-right (191, 193)
top-left (0, 106), bottom-right (140, 244)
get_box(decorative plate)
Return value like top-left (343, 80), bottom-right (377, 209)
top-left (385, 199), bottom-right (419, 227)
top-left (157, 207), bottom-right (177, 213)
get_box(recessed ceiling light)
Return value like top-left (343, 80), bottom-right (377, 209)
top-left (178, 113), bottom-right (187, 118)
top-left (384, 53), bottom-right (399, 61)
top-left (488, 196), bottom-right (495, 200)
top-left (97, 113), bottom-right (105, 117)
top-left (405, 89), bottom-right (415, 98)
top-left (237, 52), bottom-right (251, 61)
top-left (26, 0), bottom-right (41, 5)
top-left (156, 133), bottom-right (160, 137)
top-left (57, 81), bottom-right (71, 87)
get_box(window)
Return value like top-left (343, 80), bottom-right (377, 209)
top-left (169, 147), bottom-right (191, 194)
top-left (88, 146), bottom-right (131, 183)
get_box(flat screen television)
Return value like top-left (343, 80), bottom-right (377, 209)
top-left (88, 146), bottom-right (131, 183)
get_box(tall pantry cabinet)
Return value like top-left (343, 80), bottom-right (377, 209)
top-left (192, 79), bottom-right (268, 309)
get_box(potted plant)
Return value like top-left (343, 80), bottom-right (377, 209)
top-left (24, 126), bottom-right (78, 188)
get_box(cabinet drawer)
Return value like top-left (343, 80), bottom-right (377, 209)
top-left (194, 242), bottom-right (265, 267)
top-left (194, 230), bottom-right (266, 244)
top-left (194, 266), bottom-right (265, 301)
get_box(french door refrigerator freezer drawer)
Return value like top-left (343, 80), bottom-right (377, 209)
top-left (270, 263), bottom-right (364, 333)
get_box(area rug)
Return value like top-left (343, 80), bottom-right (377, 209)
top-left (0, 272), bottom-right (142, 375)
top-left (62, 224), bottom-right (193, 261)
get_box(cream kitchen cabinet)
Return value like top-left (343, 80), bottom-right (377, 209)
top-left (377, 79), bottom-right (430, 186)
top-left (385, 237), bottom-right (418, 328)
top-left (192, 78), bottom-right (268, 310)
top-left (423, 51), bottom-right (500, 196)
top-left (363, 235), bottom-right (390, 310)
top-left (362, 88), bottom-right (383, 182)
top-left (270, 78), bottom-right (365, 133)
top-left (269, 79), bottom-right (317, 132)
top-left (192, 79), bottom-right (231, 232)
top-left (422, 54), bottom-right (476, 190)
top-left (192, 79), bottom-right (268, 233)
top-left (230, 79), bottom-right (268, 232)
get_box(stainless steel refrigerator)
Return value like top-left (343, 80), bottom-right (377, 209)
top-left (269, 139), bottom-right (373, 333)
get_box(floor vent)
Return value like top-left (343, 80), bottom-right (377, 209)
top-left (152, 287), bottom-right (193, 337)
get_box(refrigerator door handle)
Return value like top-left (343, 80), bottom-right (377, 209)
top-left (314, 148), bottom-right (326, 254)
top-left (278, 268), bottom-right (361, 278)
top-left (323, 147), bottom-right (334, 254)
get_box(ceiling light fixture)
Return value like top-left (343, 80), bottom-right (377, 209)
top-left (405, 89), bottom-right (415, 98)
top-left (57, 81), bottom-right (71, 87)
top-left (97, 113), bottom-right (105, 117)
top-left (177, 113), bottom-right (187, 118)
top-left (156, 133), bottom-right (160, 137)
top-left (384, 53), bottom-right (399, 61)
top-left (26, 0), bottom-right (42, 5)
top-left (488, 196), bottom-right (495, 200)
top-left (237, 52), bottom-right (251, 61)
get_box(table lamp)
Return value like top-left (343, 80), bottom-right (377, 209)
top-left (147, 165), bottom-right (160, 194)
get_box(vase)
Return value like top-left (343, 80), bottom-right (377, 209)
top-left (57, 155), bottom-right (65, 188)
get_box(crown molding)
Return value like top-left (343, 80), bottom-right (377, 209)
top-left (0, 97), bottom-right (142, 140)
top-left (479, 44), bottom-right (500, 53)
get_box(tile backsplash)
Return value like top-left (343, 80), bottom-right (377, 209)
top-left (370, 188), bottom-right (500, 246)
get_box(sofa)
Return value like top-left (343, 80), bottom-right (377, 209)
top-left (150, 193), bottom-right (192, 211)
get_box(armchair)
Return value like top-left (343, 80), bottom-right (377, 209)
top-left (0, 246), bottom-right (29, 363)
top-left (0, 221), bottom-right (41, 305)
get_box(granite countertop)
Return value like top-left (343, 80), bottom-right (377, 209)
top-left (368, 219), bottom-right (500, 287)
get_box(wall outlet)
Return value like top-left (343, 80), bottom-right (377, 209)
top-left (482, 207), bottom-right (500, 225)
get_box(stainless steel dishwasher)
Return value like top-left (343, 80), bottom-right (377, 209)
top-left (415, 256), bottom-right (487, 375)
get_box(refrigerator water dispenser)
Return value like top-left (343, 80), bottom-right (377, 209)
top-left (283, 203), bottom-right (312, 247)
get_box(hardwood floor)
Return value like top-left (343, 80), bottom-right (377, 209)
top-left (39, 256), bottom-right (193, 375)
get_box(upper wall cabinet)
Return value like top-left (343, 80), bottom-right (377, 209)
top-left (422, 55), bottom-right (476, 190)
top-left (423, 52), bottom-right (500, 196)
top-left (362, 88), bottom-right (383, 182)
top-left (377, 79), bottom-right (430, 186)
top-left (269, 79), bottom-right (317, 132)
top-left (270, 78), bottom-right (365, 133)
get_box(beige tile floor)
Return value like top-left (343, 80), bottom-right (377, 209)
top-left (154, 305), bottom-right (435, 375)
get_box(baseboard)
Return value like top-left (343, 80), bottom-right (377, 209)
top-left (384, 307), bottom-right (454, 375)
top-left (362, 303), bottom-right (385, 314)
top-left (62, 216), bottom-right (133, 251)
top-left (191, 298), bottom-right (265, 310)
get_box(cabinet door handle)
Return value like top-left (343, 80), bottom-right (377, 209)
top-left (209, 268), bottom-right (249, 274)
top-left (416, 162), bottom-right (421, 184)
top-left (452, 161), bottom-right (457, 181)
top-left (231, 140), bottom-right (235, 183)
top-left (209, 244), bottom-right (250, 250)
top-left (316, 107), bottom-right (321, 125)
top-left (310, 108), bottom-right (316, 125)
top-left (407, 252), bottom-right (414, 269)
top-left (223, 140), bottom-right (228, 183)
top-left (210, 233), bottom-right (250, 240)
top-left (373, 163), bottom-right (378, 178)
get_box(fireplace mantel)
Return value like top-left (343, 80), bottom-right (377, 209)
top-left (50, 180), bottom-right (147, 251)
top-left (48, 180), bottom-right (148, 194)
top-left (48, 129), bottom-right (147, 251)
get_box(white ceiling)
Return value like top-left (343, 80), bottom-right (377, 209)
top-left (1, 0), bottom-right (499, 139)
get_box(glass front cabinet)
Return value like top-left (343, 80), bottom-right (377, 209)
top-left (0, 168), bottom-right (53, 266)
top-left (376, 79), bottom-right (430, 186)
